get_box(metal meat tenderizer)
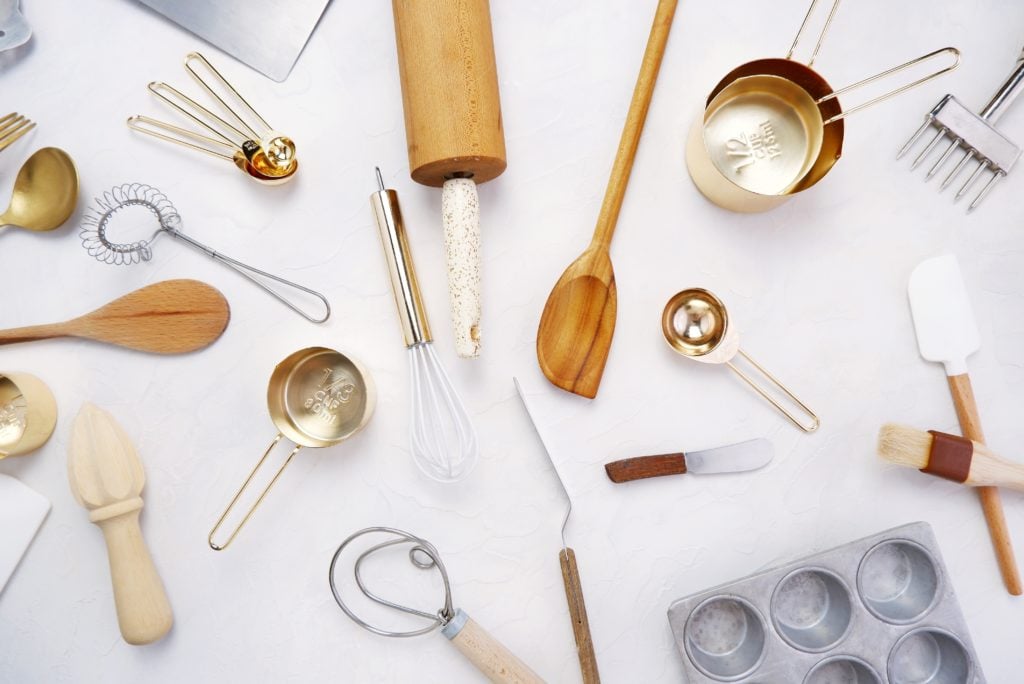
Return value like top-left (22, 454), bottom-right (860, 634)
top-left (898, 47), bottom-right (1024, 211)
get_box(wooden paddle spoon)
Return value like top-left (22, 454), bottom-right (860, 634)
top-left (536, 0), bottom-right (678, 398)
top-left (0, 279), bottom-right (229, 353)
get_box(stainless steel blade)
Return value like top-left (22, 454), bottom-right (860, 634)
top-left (137, 0), bottom-right (331, 82)
top-left (684, 438), bottom-right (774, 475)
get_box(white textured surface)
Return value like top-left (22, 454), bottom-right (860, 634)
top-left (2, 1), bottom-right (1024, 681)
top-left (442, 178), bottom-right (482, 358)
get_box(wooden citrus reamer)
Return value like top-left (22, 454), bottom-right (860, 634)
top-left (391, 0), bottom-right (507, 359)
top-left (68, 403), bottom-right (173, 644)
top-left (536, 0), bottom-right (678, 398)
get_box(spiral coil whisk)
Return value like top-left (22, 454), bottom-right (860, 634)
top-left (80, 183), bottom-right (330, 323)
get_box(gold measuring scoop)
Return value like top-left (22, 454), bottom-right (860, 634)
top-left (686, 0), bottom-right (959, 212)
top-left (0, 372), bottom-right (56, 459)
top-left (128, 52), bottom-right (297, 185)
top-left (209, 347), bottom-right (375, 550)
top-left (0, 147), bottom-right (78, 233)
top-left (662, 289), bottom-right (818, 432)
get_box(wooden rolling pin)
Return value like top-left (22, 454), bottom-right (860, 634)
top-left (68, 403), bottom-right (173, 645)
top-left (391, 0), bottom-right (507, 359)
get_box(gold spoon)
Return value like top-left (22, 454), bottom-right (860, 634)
top-left (0, 147), bottom-right (79, 233)
top-left (662, 288), bottom-right (819, 432)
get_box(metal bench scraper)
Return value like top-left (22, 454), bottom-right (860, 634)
top-left (137, 0), bottom-right (331, 82)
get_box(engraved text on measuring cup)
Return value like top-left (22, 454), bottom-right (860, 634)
top-left (305, 369), bottom-right (357, 424)
top-left (726, 120), bottom-right (782, 172)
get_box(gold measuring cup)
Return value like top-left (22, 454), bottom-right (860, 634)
top-left (0, 372), bottom-right (57, 458)
top-left (209, 347), bottom-right (375, 550)
top-left (662, 289), bottom-right (819, 432)
top-left (686, 0), bottom-right (959, 213)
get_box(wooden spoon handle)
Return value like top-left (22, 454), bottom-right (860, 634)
top-left (560, 548), bottom-right (600, 684)
top-left (604, 454), bottom-right (686, 482)
top-left (592, 0), bottom-right (678, 248)
top-left (948, 373), bottom-right (1022, 595)
top-left (96, 508), bottom-right (173, 644)
top-left (0, 322), bottom-right (67, 345)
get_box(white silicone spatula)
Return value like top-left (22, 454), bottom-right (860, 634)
top-left (908, 254), bottom-right (1022, 595)
top-left (0, 473), bottom-right (49, 594)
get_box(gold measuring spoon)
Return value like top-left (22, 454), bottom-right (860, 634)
top-left (0, 147), bottom-right (78, 233)
top-left (662, 288), bottom-right (819, 432)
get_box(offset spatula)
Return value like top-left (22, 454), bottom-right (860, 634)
top-left (605, 438), bottom-right (773, 483)
top-left (908, 254), bottom-right (1022, 595)
top-left (514, 378), bottom-right (600, 684)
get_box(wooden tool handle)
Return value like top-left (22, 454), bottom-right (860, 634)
top-left (0, 323), bottom-right (66, 345)
top-left (948, 373), bottom-right (1022, 595)
top-left (96, 508), bottom-right (173, 644)
top-left (392, 0), bottom-right (507, 187)
top-left (559, 548), bottom-right (600, 684)
top-left (445, 610), bottom-right (544, 684)
top-left (604, 454), bottom-right (685, 483)
top-left (592, 0), bottom-right (678, 248)
top-left (442, 178), bottom-right (482, 358)
top-left (969, 443), bottom-right (1024, 491)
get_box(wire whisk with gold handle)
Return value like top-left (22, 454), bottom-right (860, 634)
top-left (128, 52), bottom-right (297, 185)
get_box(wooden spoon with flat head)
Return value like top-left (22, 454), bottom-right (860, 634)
top-left (0, 279), bottom-right (229, 354)
top-left (536, 0), bottom-right (678, 398)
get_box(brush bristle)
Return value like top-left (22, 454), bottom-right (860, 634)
top-left (877, 423), bottom-right (933, 469)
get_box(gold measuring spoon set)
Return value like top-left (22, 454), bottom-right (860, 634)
top-left (128, 52), bottom-right (298, 184)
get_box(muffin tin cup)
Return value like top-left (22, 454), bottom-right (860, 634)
top-left (668, 522), bottom-right (984, 683)
top-left (684, 595), bottom-right (768, 681)
top-left (889, 627), bottom-right (974, 684)
top-left (804, 655), bottom-right (881, 684)
top-left (771, 566), bottom-right (853, 653)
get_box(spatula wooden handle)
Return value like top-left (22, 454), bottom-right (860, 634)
top-left (948, 373), bottom-right (1022, 595)
top-left (0, 323), bottom-right (67, 345)
top-left (95, 508), bottom-right (173, 644)
top-left (592, 0), bottom-right (678, 248)
top-left (604, 454), bottom-right (686, 482)
top-left (560, 548), bottom-right (600, 684)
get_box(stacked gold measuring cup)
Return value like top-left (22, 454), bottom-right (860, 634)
top-left (685, 0), bottom-right (961, 212)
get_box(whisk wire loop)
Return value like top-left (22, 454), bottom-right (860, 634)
top-left (330, 527), bottom-right (455, 638)
top-left (409, 343), bottom-right (478, 481)
top-left (80, 183), bottom-right (330, 322)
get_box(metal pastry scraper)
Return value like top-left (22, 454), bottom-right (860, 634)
top-left (137, 0), bottom-right (331, 82)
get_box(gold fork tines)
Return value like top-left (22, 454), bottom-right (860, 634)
top-left (0, 113), bottom-right (36, 153)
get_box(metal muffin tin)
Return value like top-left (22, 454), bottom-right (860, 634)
top-left (668, 522), bottom-right (984, 683)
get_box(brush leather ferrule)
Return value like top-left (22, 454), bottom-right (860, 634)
top-left (924, 431), bottom-right (973, 483)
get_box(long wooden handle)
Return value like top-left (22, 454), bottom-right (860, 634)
top-left (968, 443), bottom-right (1024, 491)
top-left (948, 373), bottom-right (1022, 595)
top-left (591, 0), bottom-right (678, 248)
top-left (604, 454), bottom-right (686, 482)
top-left (445, 610), bottom-right (544, 684)
top-left (0, 322), bottom-right (67, 345)
top-left (96, 509), bottom-right (174, 644)
top-left (559, 548), bottom-right (600, 684)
